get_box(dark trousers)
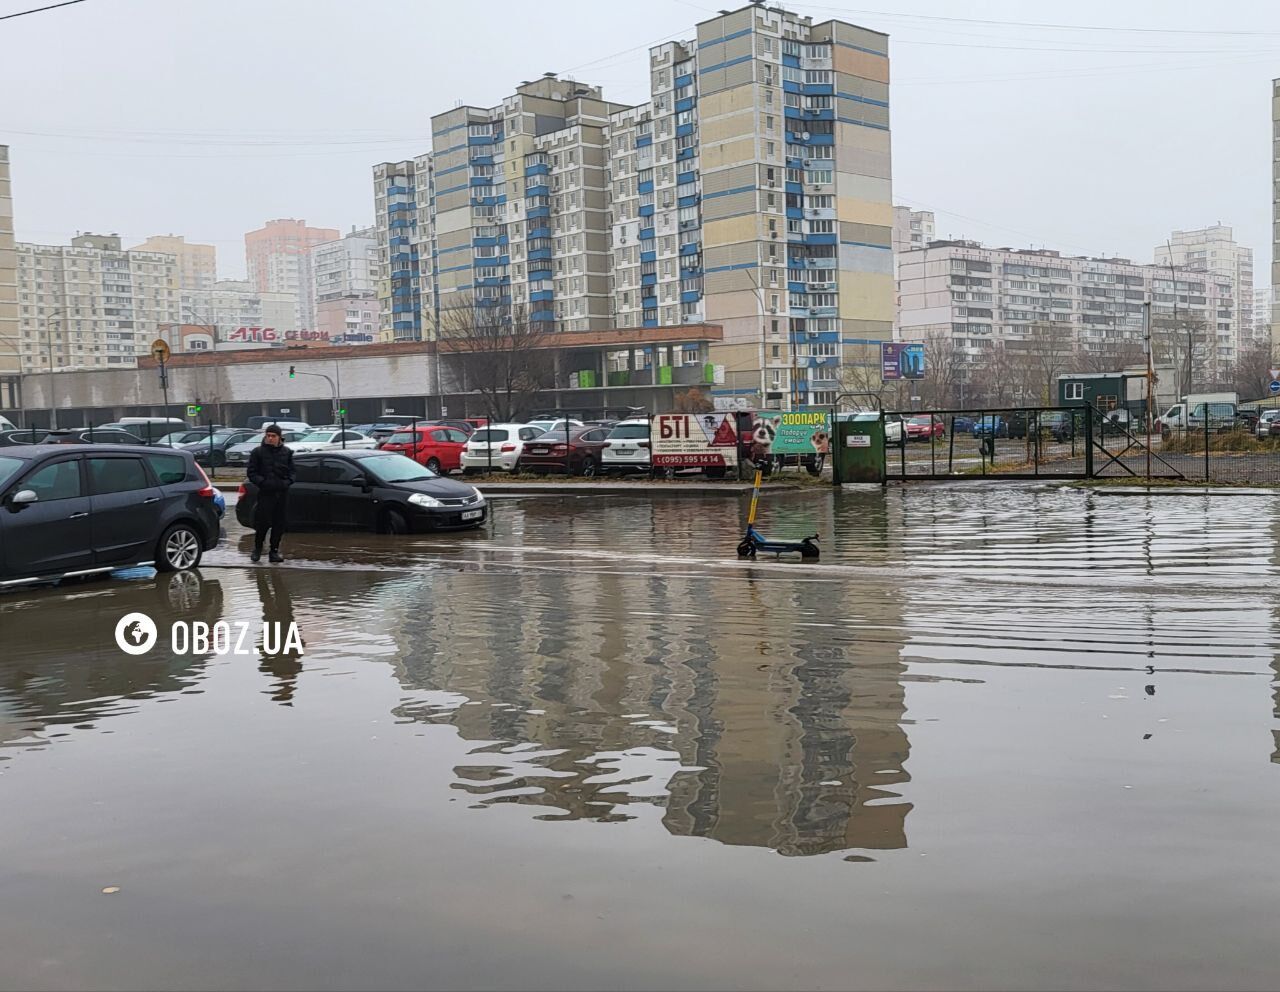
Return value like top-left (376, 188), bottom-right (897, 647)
top-left (253, 489), bottom-right (289, 551)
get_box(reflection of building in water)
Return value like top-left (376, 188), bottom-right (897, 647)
top-left (0, 573), bottom-right (224, 752)
top-left (389, 494), bottom-right (912, 856)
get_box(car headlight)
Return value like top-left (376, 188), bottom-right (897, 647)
top-left (470, 489), bottom-right (485, 503)
top-left (408, 493), bottom-right (442, 508)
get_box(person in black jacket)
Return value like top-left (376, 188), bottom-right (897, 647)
top-left (246, 424), bottom-right (296, 563)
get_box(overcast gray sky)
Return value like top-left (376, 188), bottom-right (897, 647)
top-left (2, 0), bottom-right (1276, 283)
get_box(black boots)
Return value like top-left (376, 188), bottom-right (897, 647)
top-left (250, 545), bottom-right (263, 563)
top-left (269, 549), bottom-right (284, 564)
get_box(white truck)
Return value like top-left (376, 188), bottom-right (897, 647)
top-left (1157, 392), bottom-right (1238, 436)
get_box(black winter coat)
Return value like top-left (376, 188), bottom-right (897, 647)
top-left (247, 443), bottom-right (296, 494)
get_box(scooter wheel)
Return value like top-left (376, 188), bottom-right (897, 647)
top-left (736, 540), bottom-right (754, 558)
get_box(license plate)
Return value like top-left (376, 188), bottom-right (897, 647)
top-left (461, 509), bottom-right (483, 520)
top-left (529, 447), bottom-right (548, 454)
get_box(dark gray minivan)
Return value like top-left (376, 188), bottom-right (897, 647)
top-left (0, 445), bottom-right (221, 587)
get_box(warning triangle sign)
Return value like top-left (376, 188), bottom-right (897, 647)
top-left (710, 415), bottom-right (738, 447)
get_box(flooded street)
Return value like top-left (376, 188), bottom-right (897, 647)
top-left (1, 485), bottom-right (1278, 990)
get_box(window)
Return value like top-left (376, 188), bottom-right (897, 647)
top-left (87, 457), bottom-right (150, 494)
top-left (319, 458), bottom-right (364, 485)
top-left (1065, 382), bottom-right (1084, 400)
top-left (21, 459), bottom-right (82, 501)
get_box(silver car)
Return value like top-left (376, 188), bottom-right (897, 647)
top-left (223, 430), bottom-right (307, 468)
top-left (1256, 410), bottom-right (1280, 439)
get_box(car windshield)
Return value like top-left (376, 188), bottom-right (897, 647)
top-left (471, 429), bottom-right (508, 443)
top-left (298, 431), bottom-right (335, 443)
top-left (609, 424), bottom-right (649, 439)
top-left (908, 416), bottom-right (931, 426)
top-left (0, 455), bottom-right (23, 489)
top-left (362, 454), bottom-right (436, 484)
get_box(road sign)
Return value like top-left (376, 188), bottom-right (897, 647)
top-left (1269, 380), bottom-right (1280, 395)
top-left (186, 404), bottom-right (201, 418)
top-left (1270, 368), bottom-right (1279, 381)
top-left (151, 338), bottom-right (171, 364)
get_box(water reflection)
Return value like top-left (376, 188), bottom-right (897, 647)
top-left (390, 492), bottom-right (912, 857)
top-left (255, 568), bottom-right (303, 705)
top-left (0, 570), bottom-right (224, 754)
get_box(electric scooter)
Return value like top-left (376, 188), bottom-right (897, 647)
top-left (735, 469), bottom-right (820, 560)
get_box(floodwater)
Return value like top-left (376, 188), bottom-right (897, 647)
top-left (1, 485), bottom-right (1278, 991)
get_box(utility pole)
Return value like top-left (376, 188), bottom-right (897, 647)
top-left (1143, 300), bottom-right (1152, 480)
top-left (43, 307), bottom-right (66, 429)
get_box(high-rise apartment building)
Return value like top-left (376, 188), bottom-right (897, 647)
top-left (244, 218), bottom-right (339, 332)
top-left (129, 234), bottom-right (217, 292)
top-left (312, 226), bottom-right (376, 306)
top-left (372, 3), bottom-right (893, 409)
top-left (898, 240), bottom-right (1242, 384)
top-left (16, 233), bottom-right (180, 370)
top-left (892, 206), bottom-right (934, 256)
top-left (0, 146), bottom-right (19, 404)
top-left (1272, 78), bottom-right (1280, 350)
top-left (1154, 225), bottom-right (1254, 351)
top-left (180, 278), bottom-right (297, 350)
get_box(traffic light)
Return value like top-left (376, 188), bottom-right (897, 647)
top-left (288, 365), bottom-right (296, 378)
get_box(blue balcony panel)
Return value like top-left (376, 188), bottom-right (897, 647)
top-left (528, 205), bottom-right (551, 220)
top-left (675, 97), bottom-right (695, 113)
top-left (640, 250), bottom-right (657, 263)
top-left (638, 179), bottom-right (654, 194)
top-left (639, 227), bottom-right (655, 241)
top-left (677, 170), bottom-right (697, 186)
top-left (642, 318), bottom-right (659, 328)
top-left (677, 146), bottom-right (696, 161)
top-left (636, 135), bottom-right (653, 148)
top-left (679, 242), bottom-right (700, 256)
top-left (524, 162), bottom-right (549, 176)
top-left (681, 290), bottom-right (701, 303)
top-left (678, 194), bottom-right (698, 208)
top-left (641, 273), bottom-right (657, 286)
top-left (530, 290), bottom-right (554, 303)
top-left (675, 73), bottom-right (693, 88)
top-left (676, 123), bottom-right (695, 138)
top-left (529, 247), bottom-right (553, 261)
top-left (639, 204), bottom-right (655, 217)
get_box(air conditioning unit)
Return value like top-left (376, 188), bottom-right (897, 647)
top-left (801, 132), bottom-right (811, 140)
top-left (807, 107), bottom-right (820, 115)
top-left (769, 306), bottom-right (778, 314)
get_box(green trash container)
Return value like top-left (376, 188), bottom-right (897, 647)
top-left (833, 412), bottom-right (885, 484)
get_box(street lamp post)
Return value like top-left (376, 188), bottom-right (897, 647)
top-left (288, 364), bottom-right (340, 424)
top-left (42, 306), bottom-right (67, 429)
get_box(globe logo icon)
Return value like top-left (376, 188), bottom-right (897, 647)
top-left (114, 612), bottom-right (158, 656)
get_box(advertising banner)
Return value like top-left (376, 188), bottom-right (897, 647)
top-left (750, 408), bottom-right (832, 457)
top-left (651, 413), bottom-right (739, 468)
top-left (881, 342), bottom-right (925, 381)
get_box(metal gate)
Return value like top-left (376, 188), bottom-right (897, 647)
top-left (880, 406), bottom-right (1183, 482)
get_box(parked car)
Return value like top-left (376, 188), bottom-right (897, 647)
top-left (244, 417), bottom-right (311, 433)
top-left (1256, 409), bottom-right (1280, 439)
top-left (460, 424), bottom-right (544, 474)
top-left (1234, 408), bottom-right (1260, 433)
top-left (0, 444), bottom-right (220, 585)
top-left (222, 430), bottom-right (308, 469)
top-left (236, 450), bottom-right (487, 535)
top-left (0, 429), bottom-right (50, 447)
top-left (1099, 408), bottom-right (1134, 437)
top-left (43, 427), bottom-right (147, 446)
top-left (519, 425), bottom-right (613, 476)
top-left (1038, 411), bottom-right (1078, 443)
top-left (905, 415), bottom-right (945, 442)
top-left (180, 428), bottom-right (259, 467)
top-left (156, 429), bottom-right (215, 447)
top-left (378, 425), bottom-right (469, 474)
top-left (949, 415), bottom-right (976, 434)
top-left (971, 414), bottom-right (1028, 440)
top-left (431, 419), bottom-right (480, 436)
top-left (287, 428), bottom-right (379, 453)
top-left (601, 419), bottom-right (652, 474)
top-left (526, 418), bottom-right (585, 436)
top-left (104, 417), bottom-right (190, 445)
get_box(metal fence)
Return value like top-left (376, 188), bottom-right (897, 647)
top-left (884, 405), bottom-right (1280, 485)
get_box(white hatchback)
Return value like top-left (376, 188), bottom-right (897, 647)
top-left (601, 419), bottom-right (651, 474)
top-left (460, 424), bottom-right (545, 473)
top-left (288, 428), bottom-right (378, 453)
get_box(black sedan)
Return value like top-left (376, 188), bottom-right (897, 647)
top-left (236, 450), bottom-right (488, 534)
top-left (180, 428), bottom-right (258, 467)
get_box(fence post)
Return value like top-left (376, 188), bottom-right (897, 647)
top-left (208, 422), bottom-right (216, 480)
top-left (648, 413), bottom-right (655, 481)
top-left (1084, 406), bottom-right (1094, 478)
top-left (411, 417), bottom-right (418, 465)
top-left (1204, 414), bottom-right (1210, 483)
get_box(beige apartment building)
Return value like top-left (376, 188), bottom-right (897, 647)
top-left (130, 234), bottom-right (217, 292)
top-left (1154, 225), bottom-right (1255, 352)
top-left (16, 233), bottom-right (180, 370)
top-left (0, 146), bottom-right (18, 407)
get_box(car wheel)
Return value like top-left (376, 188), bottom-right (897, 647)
top-left (580, 456), bottom-right (597, 477)
top-left (155, 522), bottom-right (203, 572)
top-left (382, 508), bottom-right (409, 535)
top-left (426, 457), bottom-right (442, 474)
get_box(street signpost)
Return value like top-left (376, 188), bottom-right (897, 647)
top-left (1269, 381), bottom-right (1280, 396)
top-left (151, 338), bottom-right (171, 421)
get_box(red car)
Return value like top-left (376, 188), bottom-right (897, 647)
top-left (905, 415), bottom-right (945, 442)
top-left (378, 425), bottom-right (469, 474)
top-left (518, 425), bottom-right (612, 476)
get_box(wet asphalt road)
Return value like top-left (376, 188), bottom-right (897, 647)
top-left (1, 485), bottom-right (1278, 991)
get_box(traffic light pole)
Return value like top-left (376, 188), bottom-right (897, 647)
top-left (288, 364), bottom-right (341, 424)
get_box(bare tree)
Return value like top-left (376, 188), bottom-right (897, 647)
top-left (966, 342), bottom-right (1020, 408)
top-left (437, 296), bottom-right (553, 422)
top-left (1233, 339), bottom-right (1274, 401)
top-left (1151, 312), bottom-right (1208, 394)
top-left (836, 342), bottom-right (890, 409)
top-left (1008, 320), bottom-right (1076, 406)
top-left (918, 332), bottom-right (963, 409)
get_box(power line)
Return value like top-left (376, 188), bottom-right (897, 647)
top-left (0, 0), bottom-right (88, 23)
